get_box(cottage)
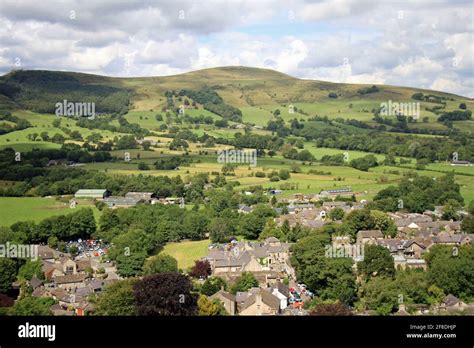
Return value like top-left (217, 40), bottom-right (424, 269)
top-left (210, 290), bottom-right (236, 315)
top-left (440, 294), bottom-right (468, 312)
top-left (238, 288), bottom-right (281, 315)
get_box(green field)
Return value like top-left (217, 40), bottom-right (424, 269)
top-left (0, 197), bottom-right (101, 227)
top-left (160, 239), bottom-right (211, 270)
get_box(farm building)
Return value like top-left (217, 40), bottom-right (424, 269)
top-left (319, 188), bottom-right (353, 197)
top-left (104, 196), bottom-right (139, 208)
top-left (125, 192), bottom-right (155, 202)
top-left (74, 189), bottom-right (108, 199)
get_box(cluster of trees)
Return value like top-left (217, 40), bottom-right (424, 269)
top-left (320, 153), bottom-right (379, 171)
top-left (169, 88), bottom-right (242, 122)
top-left (370, 173), bottom-right (463, 213)
top-left (357, 85), bottom-right (380, 95)
top-left (0, 70), bottom-right (130, 115)
top-left (77, 116), bottom-right (148, 138)
top-left (412, 93), bottom-right (451, 104)
top-left (154, 156), bottom-right (190, 170)
top-left (0, 110), bottom-right (32, 135)
top-left (0, 146), bottom-right (113, 195)
top-left (303, 124), bottom-right (474, 162)
top-left (0, 148), bottom-right (190, 198)
top-left (92, 271), bottom-right (228, 316)
top-left (182, 114), bottom-right (214, 124)
top-left (282, 148), bottom-right (315, 162)
top-left (438, 110), bottom-right (472, 122)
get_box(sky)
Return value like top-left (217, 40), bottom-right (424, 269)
top-left (0, 0), bottom-right (473, 97)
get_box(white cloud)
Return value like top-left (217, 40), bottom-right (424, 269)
top-left (0, 0), bottom-right (472, 97)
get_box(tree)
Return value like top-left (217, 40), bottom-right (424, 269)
top-left (40, 131), bottom-right (49, 141)
top-left (201, 277), bottom-right (227, 296)
top-left (138, 162), bottom-right (150, 170)
top-left (197, 294), bottom-right (226, 316)
top-left (208, 217), bottom-right (234, 243)
top-left (359, 277), bottom-right (398, 315)
top-left (231, 272), bottom-right (258, 294)
top-left (310, 302), bottom-right (352, 316)
top-left (238, 204), bottom-right (276, 239)
top-left (259, 220), bottom-right (285, 241)
top-left (370, 210), bottom-right (397, 237)
top-left (278, 169), bottom-right (291, 180)
top-left (343, 209), bottom-right (375, 240)
top-left (0, 293), bottom-right (14, 308)
top-left (359, 245), bottom-right (395, 279)
top-left (329, 207), bottom-right (345, 221)
top-left (461, 215), bottom-right (474, 233)
top-left (425, 244), bottom-right (474, 301)
top-left (17, 260), bottom-right (44, 281)
top-left (116, 252), bottom-right (147, 277)
top-left (442, 199), bottom-right (462, 221)
top-left (143, 254), bottom-right (178, 275)
top-left (133, 272), bottom-right (198, 316)
top-left (9, 296), bottom-right (55, 315)
top-left (0, 258), bottom-right (17, 293)
top-left (93, 279), bottom-right (137, 316)
top-left (189, 260), bottom-right (211, 279)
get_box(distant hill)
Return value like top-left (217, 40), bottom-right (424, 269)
top-left (0, 66), bottom-right (472, 128)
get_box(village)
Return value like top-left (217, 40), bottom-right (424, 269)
top-left (13, 186), bottom-right (473, 317)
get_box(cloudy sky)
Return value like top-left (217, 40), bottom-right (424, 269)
top-left (0, 0), bottom-right (473, 96)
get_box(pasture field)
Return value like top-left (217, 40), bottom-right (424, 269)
top-left (160, 239), bottom-right (211, 270)
top-left (0, 197), bottom-right (101, 227)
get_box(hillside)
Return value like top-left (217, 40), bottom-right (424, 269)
top-left (1, 66), bottom-right (472, 111)
top-left (0, 66), bottom-right (473, 145)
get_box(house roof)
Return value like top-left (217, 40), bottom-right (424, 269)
top-left (322, 201), bottom-right (348, 207)
top-left (273, 281), bottom-right (289, 297)
top-left (75, 189), bottom-right (107, 195)
top-left (125, 192), bottom-right (154, 200)
top-left (240, 288), bottom-right (280, 312)
top-left (265, 237), bottom-right (280, 243)
top-left (29, 277), bottom-right (43, 289)
top-left (443, 294), bottom-right (461, 306)
top-left (104, 196), bottom-right (139, 206)
top-left (357, 230), bottom-right (383, 239)
top-left (210, 290), bottom-right (236, 303)
top-left (54, 273), bottom-right (86, 285)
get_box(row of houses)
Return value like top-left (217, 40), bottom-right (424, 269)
top-left (22, 245), bottom-right (119, 316)
top-left (273, 200), bottom-right (366, 229)
top-left (205, 237), bottom-right (295, 283)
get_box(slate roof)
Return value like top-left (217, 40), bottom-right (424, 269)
top-left (54, 273), bottom-right (86, 285)
top-left (357, 230), bottom-right (383, 239)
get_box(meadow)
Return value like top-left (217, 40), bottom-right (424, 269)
top-left (0, 197), bottom-right (101, 227)
top-left (160, 239), bottom-right (211, 270)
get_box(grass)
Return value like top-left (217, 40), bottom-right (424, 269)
top-left (160, 239), bottom-right (211, 270)
top-left (0, 197), bottom-right (101, 226)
